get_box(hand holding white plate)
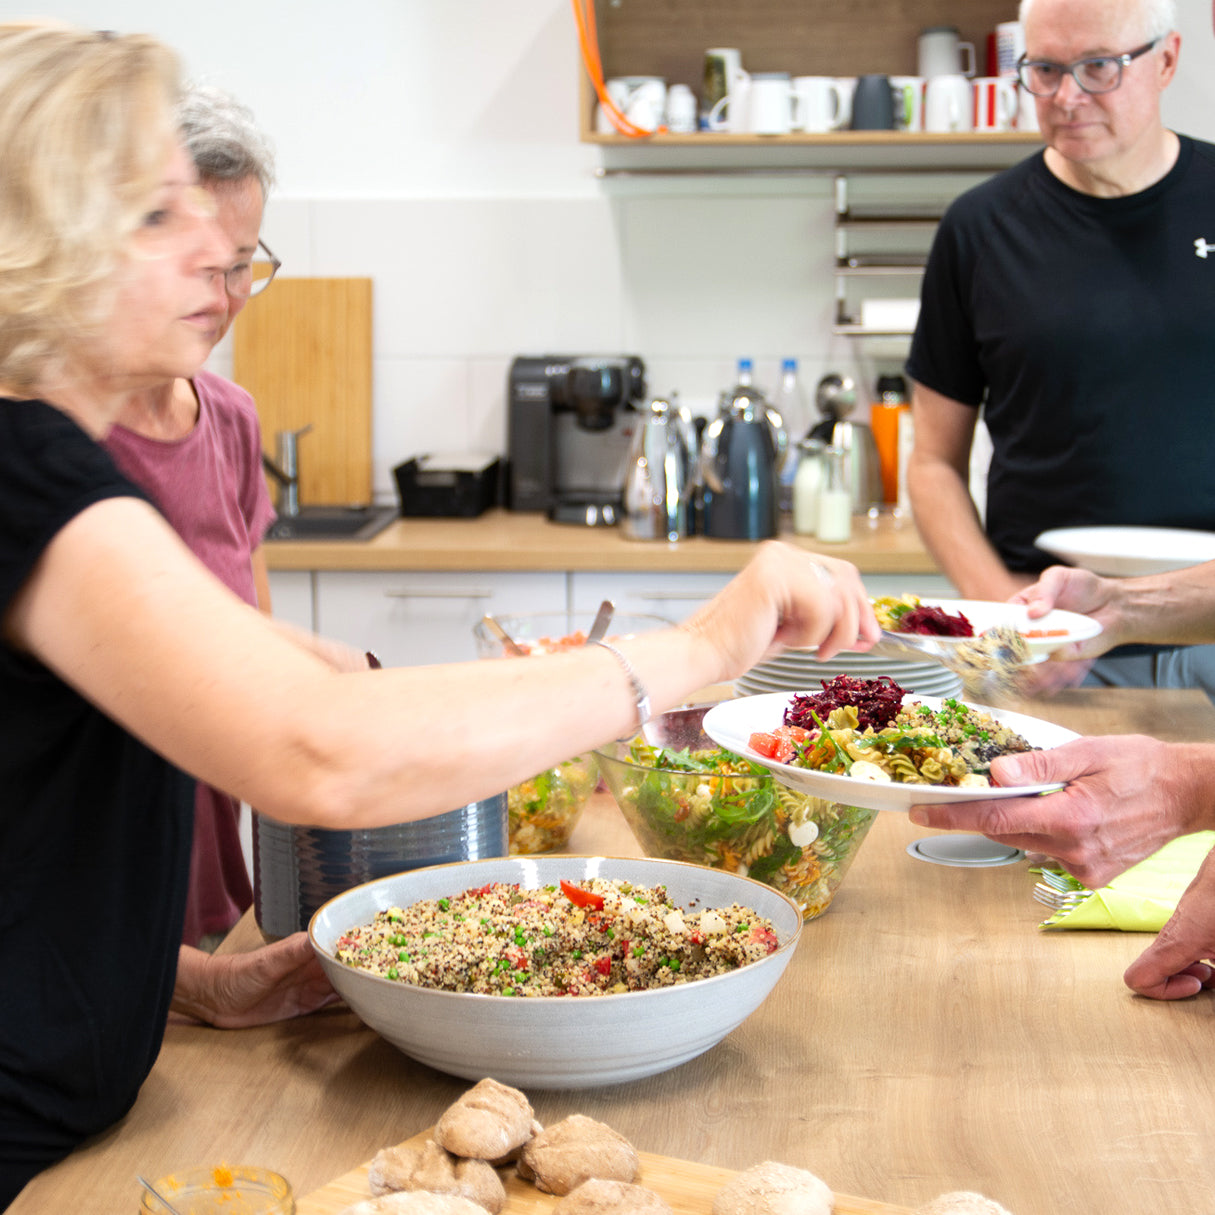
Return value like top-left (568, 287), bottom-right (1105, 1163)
top-left (901, 599), bottom-right (1103, 664)
top-left (703, 692), bottom-right (1078, 814)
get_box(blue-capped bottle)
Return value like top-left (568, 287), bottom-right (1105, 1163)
top-left (774, 358), bottom-right (810, 512)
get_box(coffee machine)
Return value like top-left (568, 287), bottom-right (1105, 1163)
top-left (506, 355), bottom-right (646, 525)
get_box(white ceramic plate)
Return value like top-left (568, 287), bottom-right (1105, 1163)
top-left (1035, 526), bottom-right (1215, 576)
top-left (703, 692), bottom-right (1079, 813)
top-left (889, 598), bottom-right (1102, 661)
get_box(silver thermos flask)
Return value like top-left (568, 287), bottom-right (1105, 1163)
top-left (621, 396), bottom-right (695, 541)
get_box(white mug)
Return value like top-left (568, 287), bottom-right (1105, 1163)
top-left (890, 76), bottom-right (925, 131)
top-left (707, 69), bottom-right (751, 132)
top-left (596, 78), bottom-right (629, 134)
top-left (924, 74), bottom-right (973, 132)
top-left (664, 82), bottom-right (697, 133)
top-left (833, 77), bottom-right (857, 131)
top-left (704, 47), bottom-right (744, 115)
top-left (973, 76), bottom-right (1017, 132)
top-left (747, 72), bottom-right (793, 135)
top-left (918, 25), bottom-right (976, 78)
top-left (792, 75), bottom-right (847, 133)
top-left (1017, 85), bottom-right (1040, 132)
top-left (599, 76), bottom-right (666, 133)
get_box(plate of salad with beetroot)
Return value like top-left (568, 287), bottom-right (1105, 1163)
top-left (871, 595), bottom-right (1102, 663)
top-left (702, 677), bottom-right (1078, 813)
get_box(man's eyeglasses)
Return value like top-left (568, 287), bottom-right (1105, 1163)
top-left (1016, 38), bottom-right (1160, 96)
top-left (224, 239), bottom-right (282, 299)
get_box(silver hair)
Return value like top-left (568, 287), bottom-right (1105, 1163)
top-left (177, 82), bottom-right (276, 197)
top-left (1018, 0), bottom-right (1177, 41)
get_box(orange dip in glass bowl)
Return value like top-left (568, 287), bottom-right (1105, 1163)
top-left (139, 1165), bottom-right (293, 1214)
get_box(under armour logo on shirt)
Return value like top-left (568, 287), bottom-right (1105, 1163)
top-left (1196, 237), bottom-right (1215, 259)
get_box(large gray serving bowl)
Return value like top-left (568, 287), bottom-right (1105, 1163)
top-left (309, 854), bottom-right (803, 1089)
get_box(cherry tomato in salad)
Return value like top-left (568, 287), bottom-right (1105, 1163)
top-left (748, 925), bottom-right (779, 953)
top-left (560, 879), bottom-right (605, 910)
top-left (748, 724), bottom-right (811, 764)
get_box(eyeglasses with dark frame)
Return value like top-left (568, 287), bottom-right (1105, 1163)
top-left (224, 238), bottom-right (282, 299)
top-left (1016, 38), bottom-right (1160, 96)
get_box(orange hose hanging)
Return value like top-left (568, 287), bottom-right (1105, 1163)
top-left (571, 0), bottom-right (666, 138)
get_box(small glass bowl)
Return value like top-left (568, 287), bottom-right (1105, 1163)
top-left (472, 610), bottom-right (672, 854)
top-left (505, 752), bottom-right (599, 854)
top-left (139, 1165), bottom-right (294, 1215)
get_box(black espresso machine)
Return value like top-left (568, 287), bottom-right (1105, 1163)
top-left (506, 354), bottom-right (646, 525)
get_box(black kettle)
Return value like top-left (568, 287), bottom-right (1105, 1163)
top-left (700, 383), bottom-right (783, 540)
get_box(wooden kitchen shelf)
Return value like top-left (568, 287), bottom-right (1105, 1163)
top-left (579, 0), bottom-right (1041, 156)
top-left (582, 130), bottom-right (1039, 148)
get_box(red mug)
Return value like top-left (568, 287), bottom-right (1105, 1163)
top-left (973, 76), bottom-right (1017, 132)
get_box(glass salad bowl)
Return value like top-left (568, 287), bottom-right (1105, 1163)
top-left (471, 610), bottom-right (672, 854)
top-left (594, 703), bottom-right (879, 920)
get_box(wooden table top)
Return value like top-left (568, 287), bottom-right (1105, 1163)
top-left (13, 688), bottom-right (1215, 1215)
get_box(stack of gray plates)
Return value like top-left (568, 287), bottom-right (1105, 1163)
top-left (253, 795), bottom-right (508, 939)
top-left (734, 648), bottom-right (963, 699)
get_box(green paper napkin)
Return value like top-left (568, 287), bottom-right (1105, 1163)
top-left (1037, 832), bottom-right (1215, 931)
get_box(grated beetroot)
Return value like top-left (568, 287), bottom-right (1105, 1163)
top-left (785, 675), bottom-right (907, 732)
top-left (898, 604), bottom-right (973, 637)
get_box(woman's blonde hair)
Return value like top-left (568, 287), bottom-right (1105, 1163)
top-left (0, 20), bottom-right (181, 392)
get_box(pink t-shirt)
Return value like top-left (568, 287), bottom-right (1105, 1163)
top-left (104, 370), bottom-right (275, 945)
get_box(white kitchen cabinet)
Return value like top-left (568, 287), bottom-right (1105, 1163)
top-left (863, 573), bottom-right (955, 598)
top-left (570, 571), bottom-right (733, 625)
top-left (314, 571), bottom-right (566, 667)
top-left (267, 570), bottom-right (315, 633)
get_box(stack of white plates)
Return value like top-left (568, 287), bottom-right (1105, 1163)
top-left (734, 649), bottom-right (963, 699)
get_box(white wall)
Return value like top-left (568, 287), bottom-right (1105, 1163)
top-left (12, 1), bottom-right (1215, 502)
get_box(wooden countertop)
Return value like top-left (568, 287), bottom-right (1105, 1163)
top-left (263, 508), bottom-right (940, 575)
top-left (14, 688), bottom-right (1215, 1215)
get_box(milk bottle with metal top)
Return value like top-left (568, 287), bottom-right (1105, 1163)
top-left (816, 446), bottom-right (852, 543)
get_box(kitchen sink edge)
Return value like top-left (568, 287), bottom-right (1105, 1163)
top-left (265, 504), bottom-right (399, 543)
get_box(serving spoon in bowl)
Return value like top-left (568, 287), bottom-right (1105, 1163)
top-left (136, 1175), bottom-right (186, 1215)
top-left (585, 599), bottom-right (615, 645)
top-left (479, 613), bottom-right (527, 657)
top-left (870, 624), bottom-right (1031, 703)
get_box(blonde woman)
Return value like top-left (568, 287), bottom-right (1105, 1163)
top-left (0, 20), bottom-right (877, 1199)
top-left (102, 85), bottom-right (281, 949)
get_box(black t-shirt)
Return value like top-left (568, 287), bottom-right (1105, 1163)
top-left (907, 136), bottom-right (1215, 574)
top-left (0, 400), bottom-right (193, 1206)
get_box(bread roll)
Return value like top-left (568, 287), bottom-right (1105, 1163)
top-left (337, 1192), bottom-right (487, 1215)
top-left (711, 1159), bottom-right (832, 1215)
top-left (433, 1078), bottom-right (535, 1161)
top-left (916, 1192), bottom-right (1015, 1215)
top-left (517, 1113), bottom-right (640, 1196)
top-left (553, 1177), bottom-right (672, 1214)
top-left (367, 1139), bottom-right (505, 1213)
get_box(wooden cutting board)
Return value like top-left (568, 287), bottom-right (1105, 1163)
top-left (233, 277), bottom-right (373, 506)
top-left (296, 1129), bottom-right (914, 1214)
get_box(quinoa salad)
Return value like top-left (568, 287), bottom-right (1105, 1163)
top-left (332, 878), bottom-right (781, 997)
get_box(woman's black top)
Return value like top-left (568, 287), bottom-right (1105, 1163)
top-left (0, 399), bottom-right (192, 1207)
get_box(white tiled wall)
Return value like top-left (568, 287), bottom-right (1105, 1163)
top-left (211, 182), bottom-right (930, 503)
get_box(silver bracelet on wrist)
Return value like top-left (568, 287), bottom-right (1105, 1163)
top-left (593, 640), bottom-right (652, 732)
